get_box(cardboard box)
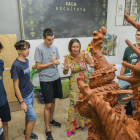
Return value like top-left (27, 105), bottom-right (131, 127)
top-left (0, 34), bottom-right (18, 102)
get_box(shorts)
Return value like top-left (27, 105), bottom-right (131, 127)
top-left (125, 101), bottom-right (133, 115)
top-left (0, 131), bottom-right (4, 140)
top-left (40, 78), bottom-right (63, 104)
top-left (23, 90), bottom-right (37, 122)
top-left (0, 102), bottom-right (11, 122)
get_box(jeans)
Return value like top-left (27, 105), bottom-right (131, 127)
top-left (23, 90), bottom-right (37, 122)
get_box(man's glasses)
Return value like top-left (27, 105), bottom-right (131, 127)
top-left (136, 34), bottom-right (140, 37)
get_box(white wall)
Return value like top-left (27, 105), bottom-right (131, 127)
top-left (27, 37), bottom-right (93, 76)
top-left (27, 37), bottom-right (94, 86)
top-left (28, 37), bottom-right (116, 86)
top-left (107, 0), bottom-right (137, 64)
top-left (0, 0), bottom-right (21, 41)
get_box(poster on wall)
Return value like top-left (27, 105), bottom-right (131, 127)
top-left (116, 0), bottom-right (126, 25)
top-left (20, 0), bottom-right (108, 40)
top-left (116, 0), bottom-right (140, 26)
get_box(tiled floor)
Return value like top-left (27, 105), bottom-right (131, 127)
top-left (8, 97), bottom-right (88, 140)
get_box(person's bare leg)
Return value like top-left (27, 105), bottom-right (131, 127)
top-left (2, 122), bottom-right (8, 140)
top-left (25, 120), bottom-right (36, 140)
top-left (50, 99), bottom-right (55, 121)
top-left (25, 115), bottom-right (28, 129)
top-left (44, 103), bottom-right (52, 132)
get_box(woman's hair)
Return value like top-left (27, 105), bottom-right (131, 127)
top-left (0, 42), bottom-right (4, 50)
top-left (14, 40), bottom-right (30, 50)
top-left (68, 38), bottom-right (81, 53)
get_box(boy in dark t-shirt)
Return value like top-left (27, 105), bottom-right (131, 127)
top-left (119, 30), bottom-right (140, 117)
top-left (0, 42), bottom-right (11, 140)
top-left (11, 40), bottom-right (38, 140)
top-left (122, 44), bottom-right (138, 74)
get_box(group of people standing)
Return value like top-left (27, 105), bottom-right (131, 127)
top-left (0, 28), bottom-right (140, 140)
top-left (0, 28), bottom-right (93, 140)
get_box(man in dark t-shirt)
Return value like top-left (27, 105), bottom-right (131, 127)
top-left (119, 29), bottom-right (140, 117)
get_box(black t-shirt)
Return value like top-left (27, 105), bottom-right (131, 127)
top-left (11, 58), bottom-right (34, 98)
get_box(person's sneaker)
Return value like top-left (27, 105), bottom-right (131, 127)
top-left (50, 119), bottom-right (61, 127)
top-left (23, 130), bottom-right (38, 139)
top-left (67, 130), bottom-right (72, 137)
top-left (45, 131), bottom-right (54, 140)
top-left (84, 124), bottom-right (87, 129)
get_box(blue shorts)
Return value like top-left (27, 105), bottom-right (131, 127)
top-left (23, 90), bottom-right (37, 122)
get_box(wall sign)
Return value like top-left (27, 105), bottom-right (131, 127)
top-left (20, 0), bottom-right (108, 39)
